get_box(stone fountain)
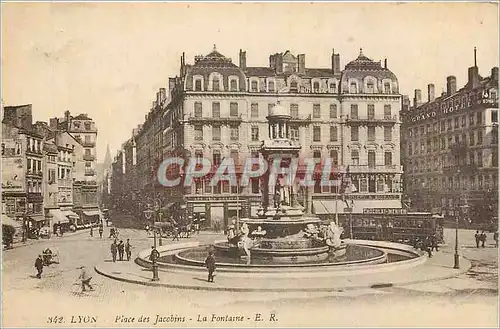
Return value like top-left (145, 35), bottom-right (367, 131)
top-left (214, 103), bottom-right (347, 264)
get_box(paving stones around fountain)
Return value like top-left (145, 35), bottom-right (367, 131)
top-left (95, 249), bottom-right (472, 292)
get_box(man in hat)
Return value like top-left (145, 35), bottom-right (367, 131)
top-left (125, 239), bottom-right (132, 261)
top-left (117, 240), bottom-right (125, 261)
top-left (35, 254), bottom-right (44, 279)
top-left (78, 266), bottom-right (93, 292)
top-left (110, 240), bottom-right (118, 262)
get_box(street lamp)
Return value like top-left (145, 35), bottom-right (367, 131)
top-left (143, 206), bottom-right (159, 281)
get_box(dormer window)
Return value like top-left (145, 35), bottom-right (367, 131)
top-left (84, 122), bottom-right (91, 130)
top-left (313, 81), bottom-right (320, 93)
top-left (268, 81), bottom-right (275, 92)
top-left (230, 79), bottom-right (238, 91)
top-left (290, 81), bottom-right (298, 93)
top-left (329, 82), bottom-right (337, 92)
top-left (212, 77), bottom-right (220, 91)
top-left (350, 82), bottom-right (358, 93)
top-left (251, 80), bottom-right (258, 92)
top-left (195, 79), bottom-right (202, 91)
top-left (384, 82), bottom-right (391, 94)
top-left (366, 81), bottom-right (375, 93)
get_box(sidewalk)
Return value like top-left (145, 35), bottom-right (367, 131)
top-left (3, 227), bottom-right (93, 251)
top-left (95, 247), bottom-right (472, 292)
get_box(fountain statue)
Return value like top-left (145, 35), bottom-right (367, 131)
top-left (214, 103), bottom-right (347, 264)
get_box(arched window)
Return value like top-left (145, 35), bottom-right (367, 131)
top-left (384, 82), bottom-right (391, 94)
top-left (349, 82), bottom-right (358, 93)
top-left (251, 80), bottom-right (258, 92)
top-left (195, 79), bottom-right (202, 91)
top-left (366, 80), bottom-right (375, 93)
top-left (212, 77), bottom-right (220, 91)
top-left (230, 79), bottom-right (238, 91)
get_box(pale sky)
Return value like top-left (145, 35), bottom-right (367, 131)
top-left (2, 2), bottom-right (499, 161)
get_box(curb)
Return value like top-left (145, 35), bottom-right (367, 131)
top-left (94, 256), bottom-right (472, 293)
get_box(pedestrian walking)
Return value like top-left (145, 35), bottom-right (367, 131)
top-left (99, 225), bottom-right (103, 239)
top-left (90, 226), bottom-right (94, 237)
top-left (110, 240), bottom-right (118, 262)
top-left (480, 231), bottom-right (487, 248)
top-left (204, 250), bottom-right (216, 282)
top-left (35, 254), bottom-right (44, 279)
top-left (145, 224), bottom-right (150, 236)
top-left (78, 266), bottom-right (93, 292)
top-left (125, 239), bottom-right (132, 261)
top-left (494, 231), bottom-right (499, 248)
top-left (118, 240), bottom-right (125, 261)
top-left (474, 230), bottom-right (480, 248)
top-left (172, 226), bottom-right (180, 241)
top-left (430, 233), bottom-right (439, 252)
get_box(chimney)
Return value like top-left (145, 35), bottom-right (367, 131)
top-left (447, 76), bottom-right (457, 95)
top-left (159, 88), bottom-right (167, 103)
top-left (413, 89), bottom-right (422, 107)
top-left (239, 49), bottom-right (247, 70)
top-left (402, 95), bottom-right (411, 111)
top-left (298, 54), bottom-right (306, 74)
top-left (49, 117), bottom-right (58, 130)
top-left (427, 84), bottom-right (435, 102)
top-left (331, 49), bottom-right (340, 74)
top-left (492, 67), bottom-right (499, 81)
top-left (156, 91), bottom-right (161, 107)
top-left (64, 110), bottom-right (71, 130)
top-left (467, 47), bottom-right (481, 89)
top-left (384, 58), bottom-right (388, 69)
top-left (275, 55), bottom-right (283, 74)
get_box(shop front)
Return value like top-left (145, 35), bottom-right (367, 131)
top-left (82, 209), bottom-right (101, 227)
top-left (48, 209), bottom-right (70, 233)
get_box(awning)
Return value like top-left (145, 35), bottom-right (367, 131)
top-left (62, 210), bottom-right (80, 219)
top-left (49, 209), bottom-right (70, 224)
top-left (29, 215), bottom-right (47, 222)
top-left (2, 216), bottom-right (22, 228)
top-left (83, 210), bottom-right (101, 217)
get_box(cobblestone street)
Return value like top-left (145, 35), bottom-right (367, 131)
top-left (2, 223), bottom-right (498, 327)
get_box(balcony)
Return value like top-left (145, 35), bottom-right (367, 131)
top-left (188, 114), bottom-right (243, 125)
top-left (348, 165), bottom-right (403, 173)
top-left (345, 115), bottom-right (398, 124)
top-left (289, 114), bottom-right (312, 124)
top-left (81, 140), bottom-right (96, 147)
top-left (26, 170), bottom-right (43, 177)
top-left (83, 154), bottom-right (96, 161)
top-left (84, 169), bottom-right (96, 176)
top-left (442, 164), bottom-right (477, 174)
top-left (25, 148), bottom-right (43, 156)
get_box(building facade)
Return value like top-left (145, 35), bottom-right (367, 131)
top-left (401, 54), bottom-right (498, 224)
top-left (112, 47), bottom-right (404, 229)
top-left (49, 111), bottom-right (100, 224)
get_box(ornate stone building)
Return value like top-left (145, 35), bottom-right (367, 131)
top-left (136, 46), bottom-right (404, 228)
top-left (401, 50), bottom-right (498, 224)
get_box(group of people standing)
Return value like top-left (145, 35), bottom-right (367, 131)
top-left (110, 239), bottom-right (132, 262)
top-left (475, 230), bottom-right (498, 248)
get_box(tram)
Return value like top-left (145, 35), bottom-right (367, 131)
top-left (323, 212), bottom-right (444, 245)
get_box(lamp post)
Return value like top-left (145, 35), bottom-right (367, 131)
top-left (144, 206), bottom-right (159, 281)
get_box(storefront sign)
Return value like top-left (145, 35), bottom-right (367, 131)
top-left (408, 89), bottom-right (489, 123)
top-left (2, 158), bottom-right (25, 193)
top-left (363, 208), bottom-right (408, 215)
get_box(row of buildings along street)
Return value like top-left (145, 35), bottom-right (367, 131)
top-left (1, 107), bottom-right (109, 244)
top-left (105, 46), bottom-right (498, 232)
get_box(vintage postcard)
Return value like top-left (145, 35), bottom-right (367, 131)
top-left (1, 1), bottom-right (499, 327)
